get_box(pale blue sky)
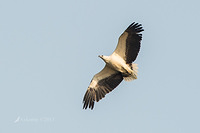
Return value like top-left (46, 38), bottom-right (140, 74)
top-left (1, 0), bottom-right (200, 133)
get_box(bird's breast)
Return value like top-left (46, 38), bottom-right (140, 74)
top-left (108, 53), bottom-right (127, 73)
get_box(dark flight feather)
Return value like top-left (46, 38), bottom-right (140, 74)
top-left (125, 22), bottom-right (144, 64)
top-left (83, 73), bottom-right (123, 110)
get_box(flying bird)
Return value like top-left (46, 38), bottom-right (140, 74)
top-left (83, 22), bottom-right (144, 110)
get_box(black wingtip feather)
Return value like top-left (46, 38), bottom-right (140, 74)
top-left (82, 87), bottom-right (109, 110)
top-left (125, 22), bottom-right (144, 33)
top-left (83, 88), bottom-right (96, 110)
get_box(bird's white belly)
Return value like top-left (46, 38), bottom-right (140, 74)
top-left (109, 53), bottom-right (131, 74)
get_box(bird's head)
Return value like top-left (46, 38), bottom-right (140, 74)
top-left (98, 55), bottom-right (109, 63)
top-left (98, 55), bottom-right (104, 59)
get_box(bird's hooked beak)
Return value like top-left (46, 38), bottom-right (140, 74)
top-left (98, 55), bottom-right (107, 62)
top-left (98, 55), bottom-right (103, 59)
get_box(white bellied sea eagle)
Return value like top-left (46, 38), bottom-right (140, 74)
top-left (83, 22), bottom-right (144, 110)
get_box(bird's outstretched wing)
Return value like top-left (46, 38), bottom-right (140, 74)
top-left (83, 65), bottom-right (123, 110)
top-left (112, 22), bottom-right (144, 64)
